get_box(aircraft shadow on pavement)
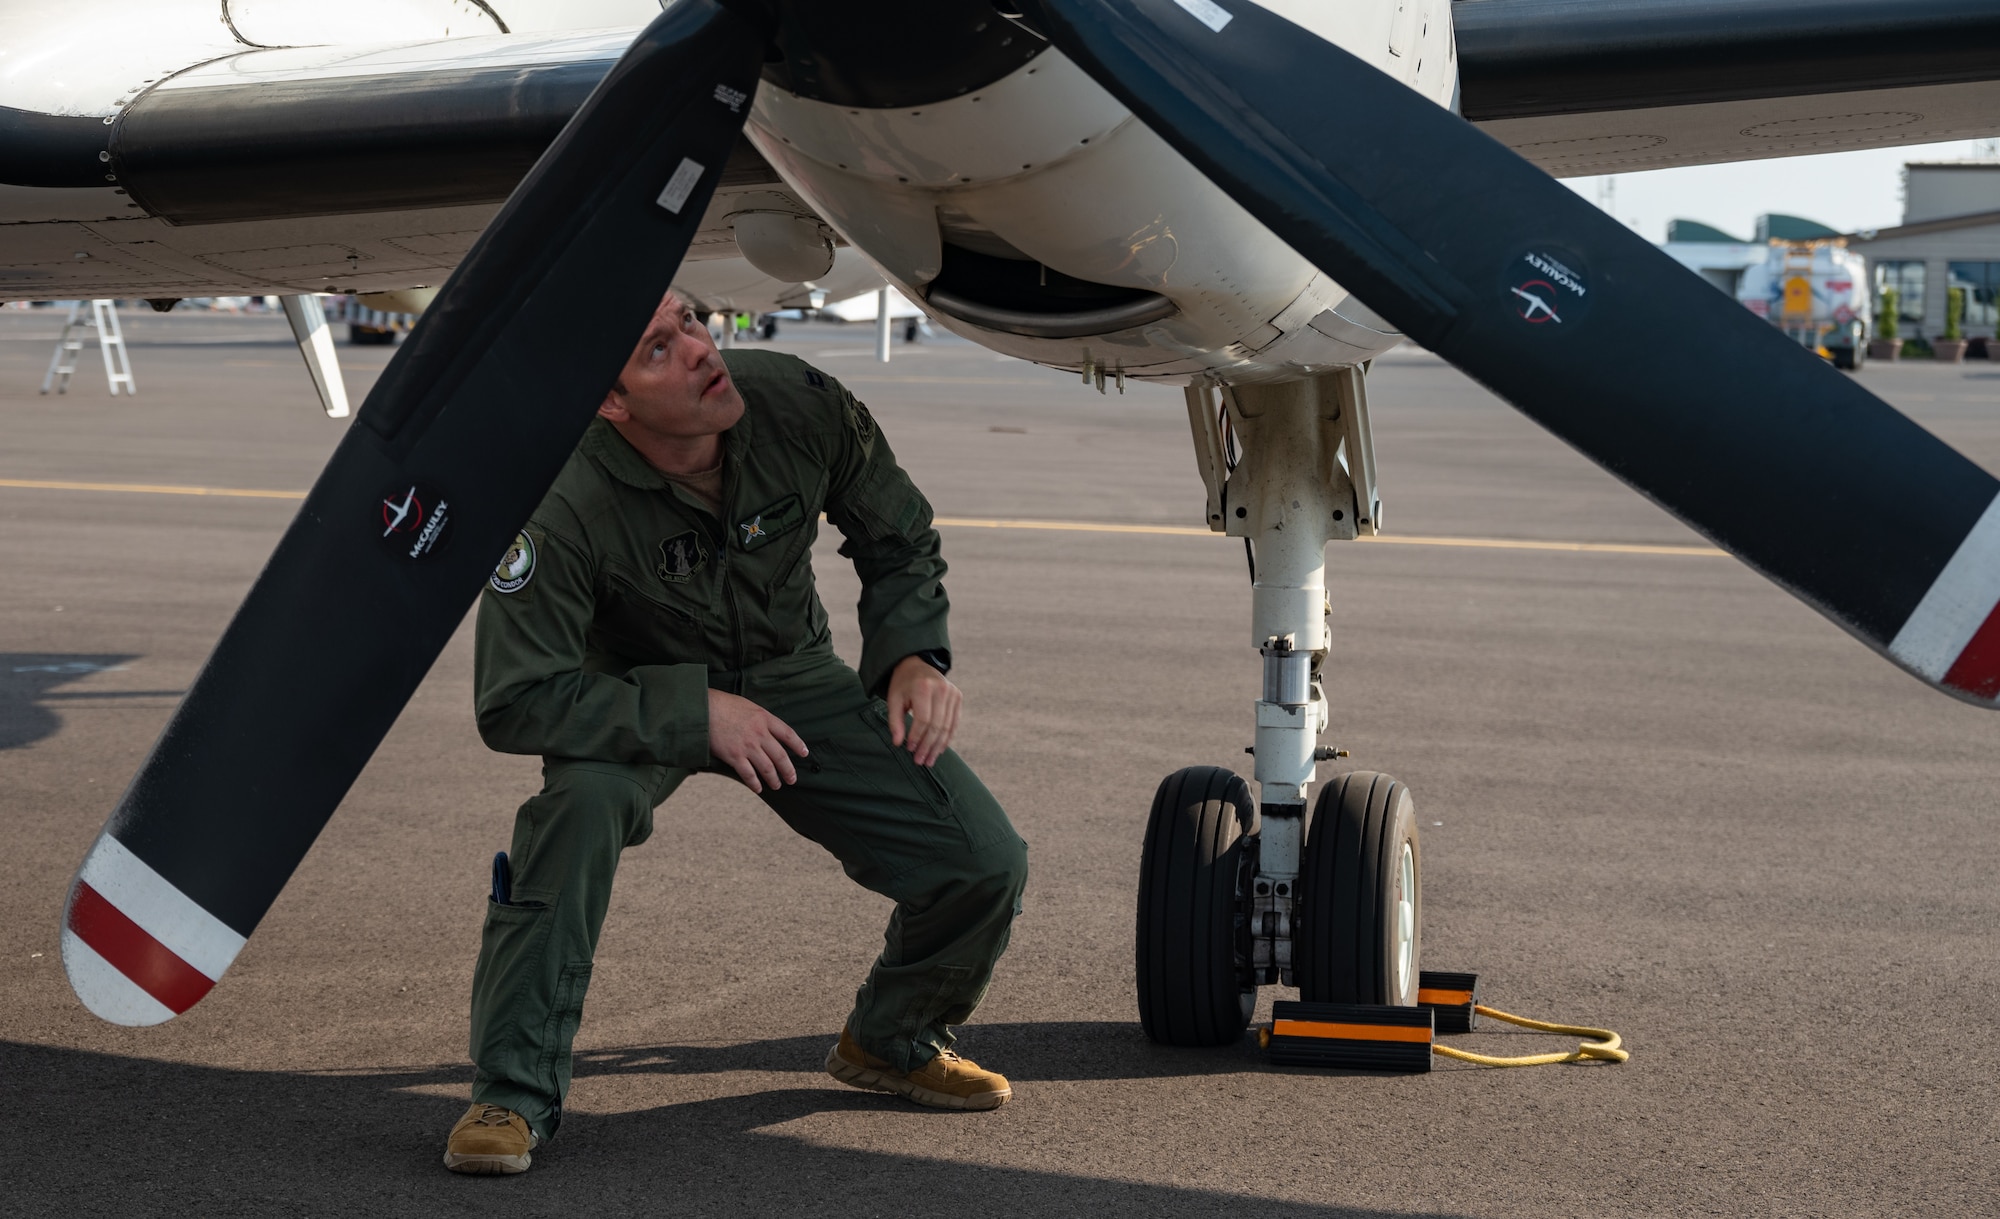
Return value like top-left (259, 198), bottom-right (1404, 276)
top-left (569, 1020), bottom-right (1264, 1084)
top-left (0, 654), bottom-right (168, 750)
top-left (0, 1038), bottom-right (1474, 1218)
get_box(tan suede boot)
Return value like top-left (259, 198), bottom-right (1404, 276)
top-left (825, 1028), bottom-right (1012, 1111)
top-left (443, 1103), bottom-right (539, 1175)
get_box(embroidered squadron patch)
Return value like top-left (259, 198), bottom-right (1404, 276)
top-left (738, 494), bottom-right (804, 551)
top-left (657, 530), bottom-right (708, 583)
top-left (847, 399), bottom-right (877, 444)
top-left (804, 368), bottom-right (826, 389)
top-left (490, 531), bottom-right (536, 594)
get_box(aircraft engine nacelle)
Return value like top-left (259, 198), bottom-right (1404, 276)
top-left (745, 0), bottom-right (1458, 385)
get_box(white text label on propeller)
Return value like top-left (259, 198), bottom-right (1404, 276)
top-left (656, 158), bottom-right (706, 216)
top-left (1174, 0), bottom-right (1234, 34)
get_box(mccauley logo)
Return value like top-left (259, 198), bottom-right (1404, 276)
top-left (1504, 246), bottom-right (1594, 329)
top-left (410, 499), bottom-right (451, 558)
top-left (378, 482), bottom-right (454, 559)
top-left (1523, 252), bottom-right (1587, 298)
top-left (382, 486), bottom-right (423, 537)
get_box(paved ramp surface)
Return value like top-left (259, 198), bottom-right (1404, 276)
top-left (2, 309), bottom-right (1997, 1216)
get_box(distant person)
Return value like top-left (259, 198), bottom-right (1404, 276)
top-left (761, 313), bottom-right (779, 340)
top-left (442, 289), bottom-right (1028, 1176)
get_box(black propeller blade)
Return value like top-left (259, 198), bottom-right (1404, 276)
top-left (1026, 0), bottom-right (2000, 708)
top-left (61, 0), bottom-right (766, 1025)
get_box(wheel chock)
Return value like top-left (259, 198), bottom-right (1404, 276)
top-left (1260, 1001), bottom-right (1434, 1072)
top-left (1417, 970), bottom-right (1480, 1034)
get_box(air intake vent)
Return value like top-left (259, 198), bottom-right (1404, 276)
top-left (924, 243), bottom-right (1175, 339)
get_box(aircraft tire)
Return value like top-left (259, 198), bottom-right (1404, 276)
top-left (1296, 772), bottom-right (1421, 1007)
top-left (1136, 765), bottom-right (1257, 1046)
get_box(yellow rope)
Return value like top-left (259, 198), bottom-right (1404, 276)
top-left (1431, 1004), bottom-right (1630, 1067)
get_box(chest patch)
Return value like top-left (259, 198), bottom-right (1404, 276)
top-left (656, 530), bottom-right (708, 583)
top-left (738, 494), bottom-right (804, 551)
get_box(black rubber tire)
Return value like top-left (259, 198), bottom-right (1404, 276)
top-left (1296, 771), bottom-right (1421, 1006)
top-left (1136, 765), bottom-right (1257, 1046)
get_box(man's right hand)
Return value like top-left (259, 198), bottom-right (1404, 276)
top-left (707, 690), bottom-right (808, 793)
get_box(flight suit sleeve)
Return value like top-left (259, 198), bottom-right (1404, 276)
top-left (473, 520), bottom-right (711, 767)
top-left (822, 388), bottom-right (952, 697)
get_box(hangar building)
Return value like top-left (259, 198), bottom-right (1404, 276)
top-left (1850, 163), bottom-right (2000, 348)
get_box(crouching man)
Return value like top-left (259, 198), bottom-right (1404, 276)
top-left (443, 292), bottom-right (1028, 1175)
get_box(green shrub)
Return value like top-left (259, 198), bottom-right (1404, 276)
top-left (1945, 286), bottom-right (1965, 341)
top-left (1902, 337), bottom-right (1933, 359)
top-left (1878, 288), bottom-right (1900, 341)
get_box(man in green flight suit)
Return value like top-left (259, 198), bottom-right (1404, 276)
top-left (442, 291), bottom-right (1028, 1175)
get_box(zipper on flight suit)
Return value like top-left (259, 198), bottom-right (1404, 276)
top-left (714, 462), bottom-right (748, 681)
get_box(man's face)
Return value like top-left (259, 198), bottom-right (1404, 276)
top-left (598, 292), bottom-right (744, 441)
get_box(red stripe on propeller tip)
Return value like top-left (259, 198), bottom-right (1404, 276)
top-left (67, 881), bottom-right (216, 1014)
top-left (1943, 602), bottom-right (2000, 701)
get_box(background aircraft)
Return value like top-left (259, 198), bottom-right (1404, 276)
top-left (5, 0), bottom-right (1998, 1042)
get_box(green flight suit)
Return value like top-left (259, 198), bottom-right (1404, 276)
top-left (466, 350), bottom-right (1027, 1138)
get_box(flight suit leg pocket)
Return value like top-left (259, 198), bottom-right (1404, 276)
top-left (469, 898), bottom-right (561, 1123)
top-left (862, 700), bottom-right (1019, 857)
top-left (760, 728), bottom-right (962, 895)
top-left (863, 699), bottom-right (958, 813)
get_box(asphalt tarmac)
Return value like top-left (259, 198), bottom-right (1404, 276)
top-left (2, 307), bottom-right (1997, 1217)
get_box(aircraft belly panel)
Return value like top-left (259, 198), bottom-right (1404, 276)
top-left (1482, 78), bottom-right (2000, 177)
top-left (0, 205), bottom-right (501, 299)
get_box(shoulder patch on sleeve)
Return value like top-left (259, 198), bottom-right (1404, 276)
top-left (490, 530), bottom-right (537, 595)
top-left (805, 368), bottom-right (825, 389)
top-left (847, 397), bottom-right (877, 444)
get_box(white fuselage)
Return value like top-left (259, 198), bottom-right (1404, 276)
top-left (0, 0), bottom-right (1458, 385)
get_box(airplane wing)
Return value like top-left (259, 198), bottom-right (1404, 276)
top-left (1456, 0), bottom-right (2000, 176)
top-left (9, 1), bottom-right (2000, 303)
top-left (0, 25), bottom-right (845, 308)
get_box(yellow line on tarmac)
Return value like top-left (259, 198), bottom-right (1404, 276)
top-left (935, 515), bottom-right (1212, 538)
top-left (933, 515), bottom-right (1724, 557)
top-left (0, 477), bottom-right (1724, 557)
top-left (0, 477), bottom-right (305, 500)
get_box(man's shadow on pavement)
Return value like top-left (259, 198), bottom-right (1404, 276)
top-left (1, 1026), bottom-right (1472, 1218)
top-left (568, 1018), bottom-right (1263, 1085)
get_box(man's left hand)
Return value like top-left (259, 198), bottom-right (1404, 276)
top-left (886, 654), bottom-right (962, 767)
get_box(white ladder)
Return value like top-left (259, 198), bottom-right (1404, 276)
top-left (41, 299), bottom-right (136, 396)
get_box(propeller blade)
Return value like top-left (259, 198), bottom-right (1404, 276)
top-left (1027, 0), bottom-right (2000, 707)
top-left (61, 0), bottom-right (767, 1026)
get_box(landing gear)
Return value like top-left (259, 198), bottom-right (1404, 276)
top-left (1136, 365), bottom-right (1423, 1043)
top-left (1135, 766), bottom-right (1258, 1046)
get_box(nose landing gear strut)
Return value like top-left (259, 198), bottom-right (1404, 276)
top-left (1137, 369), bottom-right (1422, 1046)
